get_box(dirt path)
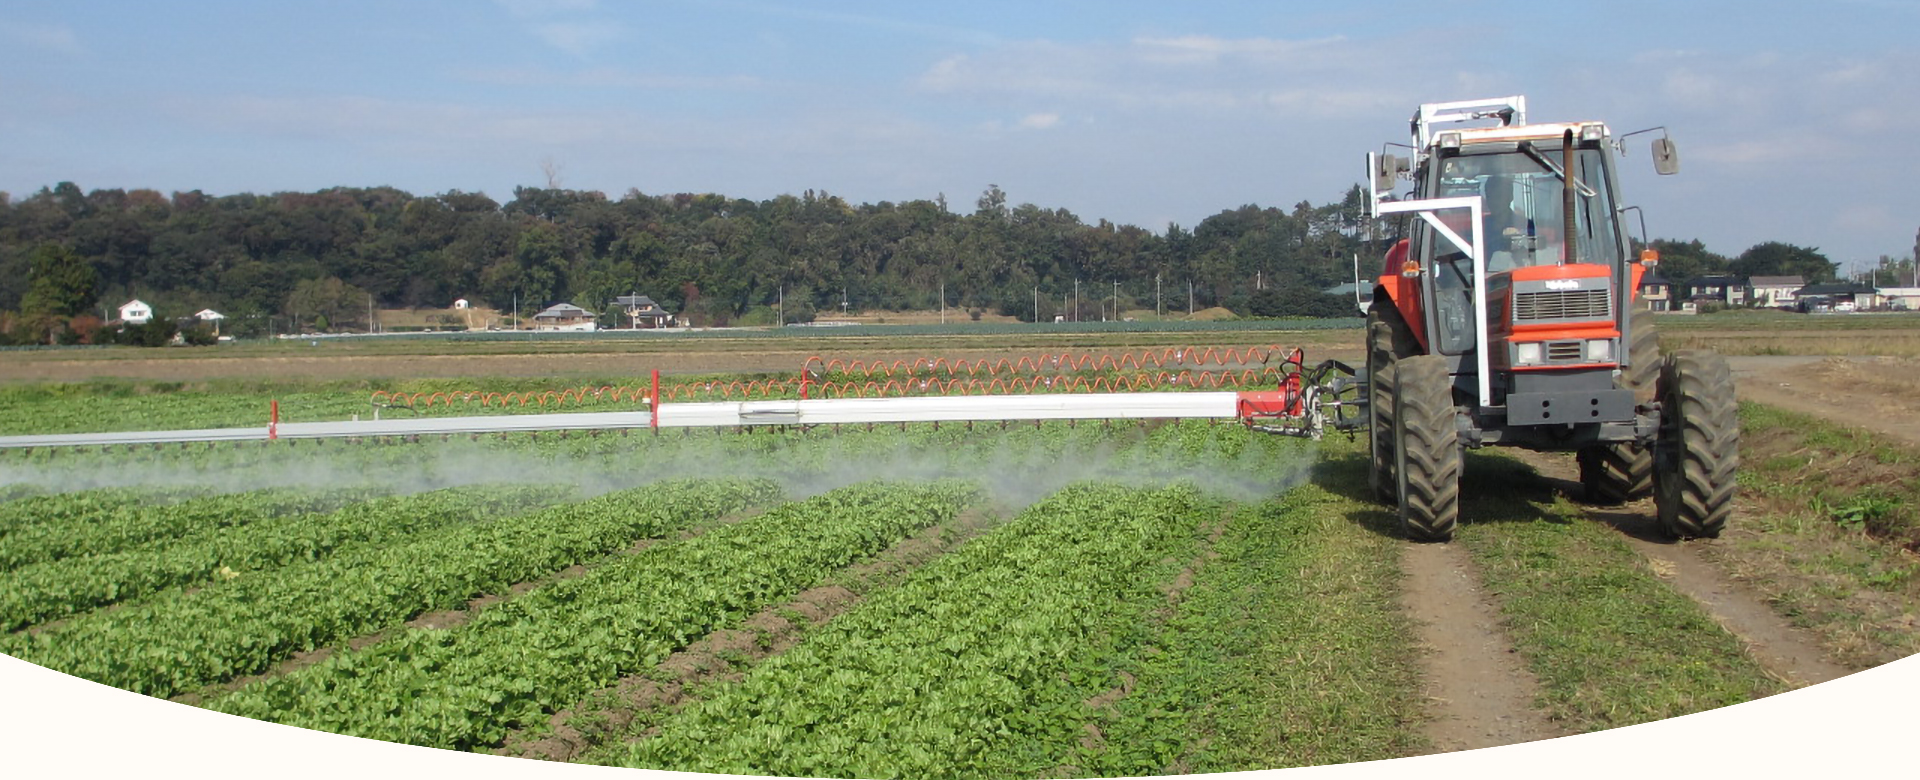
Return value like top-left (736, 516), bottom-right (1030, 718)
top-left (1506, 449), bottom-right (1853, 688)
top-left (1726, 355), bottom-right (1920, 449)
top-left (1400, 542), bottom-right (1565, 752)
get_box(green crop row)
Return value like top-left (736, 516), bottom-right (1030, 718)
top-left (0, 477), bottom-right (781, 698)
top-left (0, 487), bottom-right (379, 572)
top-left (1, 487), bottom-right (191, 537)
top-left (614, 482), bottom-right (1213, 778)
top-left (209, 480), bottom-right (981, 750)
top-left (0, 484), bottom-right (573, 631)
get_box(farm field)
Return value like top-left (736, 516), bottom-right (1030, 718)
top-left (2, 316), bottom-right (1918, 775)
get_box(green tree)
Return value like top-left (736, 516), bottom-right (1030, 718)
top-left (22, 243), bottom-right (99, 317)
top-left (1647, 239), bottom-right (1729, 288)
top-left (284, 276), bottom-right (368, 332)
top-left (1730, 241), bottom-right (1835, 283)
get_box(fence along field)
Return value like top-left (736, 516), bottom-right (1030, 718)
top-left (3, 359), bottom-right (1915, 774)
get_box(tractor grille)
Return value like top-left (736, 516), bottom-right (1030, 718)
top-left (1545, 341), bottom-right (1584, 361)
top-left (1513, 288), bottom-right (1611, 322)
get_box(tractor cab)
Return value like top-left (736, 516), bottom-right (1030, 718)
top-left (1359, 96), bottom-right (1731, 545)
top-left (1368, 96), bottom-right (1676, 434)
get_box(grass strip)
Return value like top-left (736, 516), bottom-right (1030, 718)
top-left (1694, 402), bottom-right (1920, 667)
top-left (1454, 454), bottom-right (1785, 732)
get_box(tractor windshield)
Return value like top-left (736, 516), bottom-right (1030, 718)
top-left (1428, 144), bottom-right (1621, 277)
top-left (1419, 142), bottom-right (1622, 354)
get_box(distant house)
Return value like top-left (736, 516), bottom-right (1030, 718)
top-left (453, 298), bottom-right (471, 309)
top-left (118, 299), bottom-right (153, 325)
top-left (531, 303), bottom-right (596, 331)
top-left (1795, 282), bottom-right (1878, 313)
top-left (1683, 275), bottom-right (1747, 310)
top-left (1878, 287), bottom-right (1920, 311)
top-left (1748, 276), bottom-right (1805, 309)
top-left (193, 309), bottom-right (225, 336)
top-left (1638, 271), bottom-right (1673, 312)
top-left (612, 295), bottom-right (674, 328)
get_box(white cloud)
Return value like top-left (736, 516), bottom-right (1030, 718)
top-left (0, 21), bottom-right (81, 55)
top-left (1016, 112), bottom-right (1060, 130)
top-left (457, 67), bottom-right (763, 91)
top-left (531, 21), bottom-right (624, 56)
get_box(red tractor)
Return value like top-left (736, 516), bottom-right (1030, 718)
top-left (1362, 96), bottom-right (1737, 542)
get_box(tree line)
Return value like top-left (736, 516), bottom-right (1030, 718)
top-left (0, 179), bottom-right (1869, 344)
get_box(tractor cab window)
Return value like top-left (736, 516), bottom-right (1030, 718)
top-left (1426, 144), bottom-right (1621, 275)
top-left (1417, 143), bottom-right (1622, 355)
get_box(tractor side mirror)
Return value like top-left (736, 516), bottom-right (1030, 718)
top-left (1651, 137), bottom-right (1680, 175)
top-left (1373, 153), bottom-right (1406, 194)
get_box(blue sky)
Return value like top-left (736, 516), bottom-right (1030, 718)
top-left (3, 1), bottom-right (1916, 271)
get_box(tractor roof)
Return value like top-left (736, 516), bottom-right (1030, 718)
top-left (1447, 120), bottom-right (1606, 148)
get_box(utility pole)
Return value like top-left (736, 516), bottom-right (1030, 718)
top-left (1112, 280), bottom-right (1119, 321)
top-left (940, 281), bottom-right (946, 324)
top-left (778, 285), bottom-right (784, 327)
top-left (1156, 273), bottom-right (1162, 320)
top-left (1032, 286), bottom-right (1038, 323)
top-left (1188, 281), bottom-right (1194, 316)
top-left (1073, 279), bottom-right (1080, 322)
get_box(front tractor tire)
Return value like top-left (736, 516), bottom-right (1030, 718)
top-left (1653, 350), bottom-right (1739, 539)
top-left (1393, 355), bottom-right (1461, 543)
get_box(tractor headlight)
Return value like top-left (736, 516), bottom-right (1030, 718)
top-left (1585, 339), bottom-right (1613, 363)
top-left (1515, 342), bottom-right (1543, 366)
top-left (1579, 123), bottom-right (1606, 143)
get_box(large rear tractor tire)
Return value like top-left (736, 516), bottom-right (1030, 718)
top-left (1579, 306), bottom-right (1659, 504)
top-left (1653, 350), bottom-right (1739, 539)
top-left (1367, 299), bottom-right (1419, 504)
top-left (1394, 355), bottom-right (1461, 542)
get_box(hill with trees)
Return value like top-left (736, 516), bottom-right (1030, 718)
top-left (0, 179), bottom-right (1862, 344)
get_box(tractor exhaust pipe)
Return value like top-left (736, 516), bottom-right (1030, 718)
top-left (1562, 129), bottom-right (1577, 266)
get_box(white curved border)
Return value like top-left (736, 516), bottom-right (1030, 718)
top-left (2, 651), bottom-right (1912, 778)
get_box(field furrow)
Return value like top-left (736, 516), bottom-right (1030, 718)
top-left (614, 482), bottom-right (1217, 778)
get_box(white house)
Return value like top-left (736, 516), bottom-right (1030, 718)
top-left (118, 299), bottom-right (153, 325)
top-left (531, 303), bottom-right (596, 332)
top-left (611, 295), bottom-right (673, 328)
top-left (193, 309), bottom-right (225, 336)
top-left (1748, 275), bottom-right (1805, 309)
top-left (453, 298), bottom-right (471, 309)
top-left (1879, 287), bottom-right (1920, 311)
